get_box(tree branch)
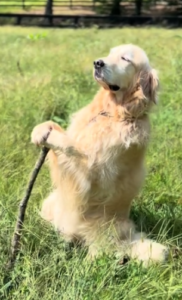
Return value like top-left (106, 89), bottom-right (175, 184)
top-left (7, 147), bottom-right (49, 270)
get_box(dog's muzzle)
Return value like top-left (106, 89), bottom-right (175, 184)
top-left (93, 60), bottom-right (120, 92)
top-left (93, 59), bottom-right (104, 80)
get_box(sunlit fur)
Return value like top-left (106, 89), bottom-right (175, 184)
top-left (31, 44), bottom-right (168, 266)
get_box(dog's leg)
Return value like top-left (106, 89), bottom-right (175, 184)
top-left (40, 190), bottom-right (58, 223)
top-left (31, 122), bottom-right (89, 187)
top-left (40, 189), bottom-right (82, 242)
top-left (86, 219), bottom-right (136, 259)
top-left (45, 129), bottom-right (86, 160)
top-left (31, 123), bottom-right (87, 162)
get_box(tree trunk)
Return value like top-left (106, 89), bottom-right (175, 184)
top-left (44, 0), bottom-right (53, 25)
top-left (45, 0), bottom-right (53, 15)
top-left (22, 0), bottom-right (25, 9)
top-left (135, 0), bottom-right (142, 15)
top-left (110, 0), bottom-right (121, 15)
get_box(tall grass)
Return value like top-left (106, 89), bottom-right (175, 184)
top-left (0, 26), bottom-right (182, 300)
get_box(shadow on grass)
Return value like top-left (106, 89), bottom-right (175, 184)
top-left (131, 202), bottom-right (182, 245)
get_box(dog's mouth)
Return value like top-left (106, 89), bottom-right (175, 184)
top-left (94, 70), bottom-right (120, 92)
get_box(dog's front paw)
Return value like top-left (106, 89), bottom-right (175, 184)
top-left (31, 122), bottom-right (53, 146)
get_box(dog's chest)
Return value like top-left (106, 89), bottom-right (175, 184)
top-left (88, 143), bottom-right (145, 204)
top-left (68, 113), bottom-right (146, 200)
top-left (68, 114), bottom-right (148, 155)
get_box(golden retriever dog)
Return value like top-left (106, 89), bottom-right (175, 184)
top-left (31, 44), bottom-right (168, 265)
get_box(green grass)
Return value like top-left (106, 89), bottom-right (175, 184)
top-left (1, 26), bottom-right (182, 300)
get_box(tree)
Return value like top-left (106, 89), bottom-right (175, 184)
top-left (22, 0), bottom-right (25, 9)
top-left (45, 0), bottom-right (53, 15)
top-left (44, 0), bottom-right (53, 25)
top-left (135, 0), bottom-right (142, 15)
top-left (95, 0), bottom-right (121, 15)
top-left (110, 0), bottom-right (121, 15)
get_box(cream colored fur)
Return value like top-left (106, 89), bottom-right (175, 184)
top-left (31, 44), bottom-right (168, 266)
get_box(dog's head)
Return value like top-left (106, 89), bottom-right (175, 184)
top-left (93, 44), bottom-right (159, 105)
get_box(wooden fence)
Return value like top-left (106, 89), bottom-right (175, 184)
top-left (1, 0), bottom-right (96, 13)
top-left (1, 0), bottom-right (182, 16)
top-left (0, 0), bottom-right (182, 27)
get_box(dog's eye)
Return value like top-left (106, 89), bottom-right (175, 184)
top-left (121, 56), bottom-right (130, 62)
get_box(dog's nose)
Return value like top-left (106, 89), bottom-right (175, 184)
top-left (93, 59), bottom-right (105, 68)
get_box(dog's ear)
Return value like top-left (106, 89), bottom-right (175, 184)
top-left (140, 69), bottom-right (159, 104)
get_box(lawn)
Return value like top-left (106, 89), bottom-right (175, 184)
top-left (0, 26), bottom-right (182, 300)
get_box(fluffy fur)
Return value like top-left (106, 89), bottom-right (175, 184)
top-left (31, 44), bottom-right (168, 266)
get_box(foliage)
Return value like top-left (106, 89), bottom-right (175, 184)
top-left (0, 27), bottom-right (182, 300)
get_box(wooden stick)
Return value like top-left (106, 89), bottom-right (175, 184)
top-left (7, 147), bottom-right (49, 270)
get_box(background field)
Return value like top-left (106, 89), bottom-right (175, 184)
top-left (0, 27), bottom-right (182, 300)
